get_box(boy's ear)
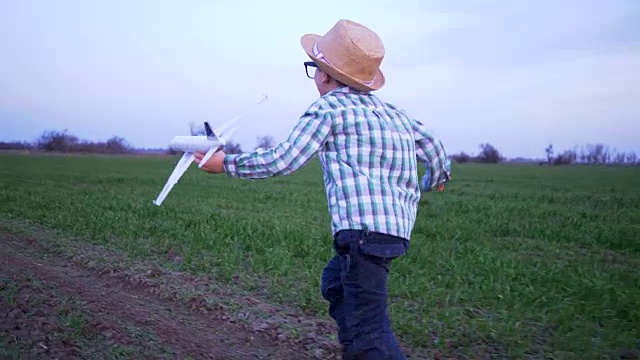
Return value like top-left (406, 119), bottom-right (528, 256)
top-left (320, 71), bottom-right (332, 84)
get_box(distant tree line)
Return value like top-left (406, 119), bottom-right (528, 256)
top-left (0, 128), bottom-right (252, 156)
top-left (449, 143), bottom-right (505, 164)
top-left (448, 143), bottom-right (639, 166)
top-left (0, 141), bottom-right (32, 151)
top-left (2, 130), bottom-right (638, 166)
top-left (543, 143), bottom-right (638, 166)
top-left (0, 130), bottom-right (132, 154)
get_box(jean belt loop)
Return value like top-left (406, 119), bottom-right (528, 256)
top-left (360, 225), bottom-right (368, 244)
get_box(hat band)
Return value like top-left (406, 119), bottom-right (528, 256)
top-left (313, 43), bottom-right (376, 86)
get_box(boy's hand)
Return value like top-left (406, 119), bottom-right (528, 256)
top-left (194, 150), bottom-right (226, 173)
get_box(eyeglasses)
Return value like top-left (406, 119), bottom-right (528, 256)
top-left (304, 61), bottom-right (318, 79)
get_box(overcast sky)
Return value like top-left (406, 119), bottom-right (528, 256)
top-left (1, 0), bottom-right (638, 159)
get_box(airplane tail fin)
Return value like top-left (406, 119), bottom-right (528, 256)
top-left (204, 122), bottom-right (214, 138)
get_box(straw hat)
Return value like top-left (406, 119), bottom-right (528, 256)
top-left (300, 19), bottom-right (385, 92)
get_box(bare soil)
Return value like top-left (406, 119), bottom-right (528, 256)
top-left (0, 227), bottom-right (344, 359)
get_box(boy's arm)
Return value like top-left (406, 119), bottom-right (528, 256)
top-left (223, 108), bottom-right (332, 179)
top-left (411, 118), bottom-right (451, 191)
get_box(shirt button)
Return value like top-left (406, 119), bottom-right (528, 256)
top-left (359, 240), bottom-right (364, 244)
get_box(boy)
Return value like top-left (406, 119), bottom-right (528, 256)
top-left (195, 19), bottom-right (451, 360)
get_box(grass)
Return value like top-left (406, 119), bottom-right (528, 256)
top-left (1, 153), bottom-right (639, 358)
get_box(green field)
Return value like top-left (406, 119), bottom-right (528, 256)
top-left (1, 153), bottom-right (639, 358)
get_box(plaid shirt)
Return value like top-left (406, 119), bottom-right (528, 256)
top-left (223, 86), bottom-right (450, 240)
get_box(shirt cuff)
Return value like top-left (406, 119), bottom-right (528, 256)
top-left (223, 154), bottom-right (239, 177)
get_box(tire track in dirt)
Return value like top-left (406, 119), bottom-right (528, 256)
top-left (0, 230), bottom-right (334, 359)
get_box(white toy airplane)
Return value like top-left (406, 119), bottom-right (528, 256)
top-left (153, 93), bottom-right (268, 207)
top-left (152, 118), bottom-right (237, 206)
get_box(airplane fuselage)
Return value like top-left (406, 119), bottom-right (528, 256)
top-left (169, 136), bottom-right (223, 153)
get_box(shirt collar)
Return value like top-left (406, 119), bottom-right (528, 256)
top-left (325, 85), bottom-right (369, 96)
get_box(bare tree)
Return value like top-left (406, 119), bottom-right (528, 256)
top-left (105, 136), bottom-right (131, 154)
top-left (585, 143), bottom-right (613, 164)
top-left (477, 143), bottom-right (503, 163)
top-left (578, 145), bottom-right (587, 164)
top-left (255, 135), bottom-right (275, 150)
top-left (224, 140), bottom-right (243, 154)
top-left (189, 122), bottom-right (206, 136)
top-left (545, 144), bottom-right (554, 165)
top-left (626, 152), bottom-right (638, 165)
top-left (450, 152), bottom-right (471, 163)
top-left (552, 150), bottom-right (577, 165)
top-left (37, 130), bottom-right (79, 153)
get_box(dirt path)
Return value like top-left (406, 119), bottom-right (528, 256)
top-left (0, 227), bottom-right (344, 359)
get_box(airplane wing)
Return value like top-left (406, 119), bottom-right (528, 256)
top-left (153, 152), bottom-right (196, 206)
top-left (152, 105), bottom-right (249, 206)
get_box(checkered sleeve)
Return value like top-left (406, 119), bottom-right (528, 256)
top-left (223, 107), bottom-right (333, 179)
top-left (411, 118), bottom-right (451, 191)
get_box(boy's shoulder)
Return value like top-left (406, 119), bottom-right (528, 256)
top-left (376, 99), bottom-right (414, 122)
top-left (304, 88), bottom-right (351, 113)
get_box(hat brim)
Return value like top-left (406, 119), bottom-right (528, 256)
top-left (300, 34), bottom-right (385, 92)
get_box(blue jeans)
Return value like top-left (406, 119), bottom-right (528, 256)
top-left (321, 229), bottom-right (409, 359)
